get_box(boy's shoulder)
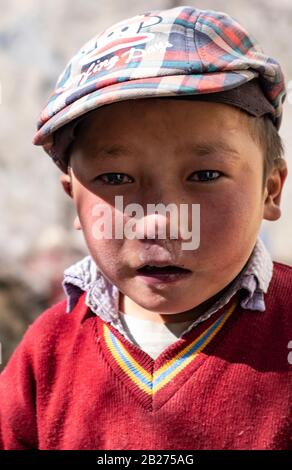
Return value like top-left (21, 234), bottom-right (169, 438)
top-left (27, 290), bottom-right (88, 334)
top-left (265, 260), bottom-right (292, 317)
top-left (273, 259), bottom-right (292, 270)
top-left (272, 260), bottom-right (292, 286)
top-left (1, 291), bottom-right (90, 370)
top-left (0, 290), bottom-right (95, 381)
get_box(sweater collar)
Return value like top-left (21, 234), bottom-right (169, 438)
top-left (62, 237), bottom-right (273, 324)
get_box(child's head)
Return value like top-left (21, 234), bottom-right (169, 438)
top-left (33, 6), bottom-right (288, 317)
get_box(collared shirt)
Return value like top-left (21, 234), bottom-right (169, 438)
top-left (62, 236), bottom-right (273, 344)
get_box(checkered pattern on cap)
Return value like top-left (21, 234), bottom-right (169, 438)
top-left (32, 6), bottom-right (286, 171)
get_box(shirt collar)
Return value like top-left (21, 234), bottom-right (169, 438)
top-left (62, 236), bottom-right (273, 324)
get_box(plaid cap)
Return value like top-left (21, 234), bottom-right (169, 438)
top-left (32, 5), bottom-right (286, 172)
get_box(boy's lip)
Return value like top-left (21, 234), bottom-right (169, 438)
top-left (135, 263), bottom-right (192, 284)
top-left (134, 262), bottom-right (192, 286)
top-left (135, 261), bottom-right (191, 271)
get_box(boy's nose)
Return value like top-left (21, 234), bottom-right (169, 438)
top-left (141, 180), bottom-right (184, 206)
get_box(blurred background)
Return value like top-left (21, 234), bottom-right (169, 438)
top-left (0, 0), bottom-right (291, 367)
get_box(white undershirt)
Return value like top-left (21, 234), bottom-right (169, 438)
top-left (118, 311), bottom-right (194, 360)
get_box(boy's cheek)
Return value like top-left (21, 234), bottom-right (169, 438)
top-left (76, 183), bottom-right (261, 271)
top-left (85, 238), bottom-right (127, 279)
top-left (198, 197), bottom-right (262, 257)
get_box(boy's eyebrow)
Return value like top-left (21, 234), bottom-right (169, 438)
top-left (92, 140), bottom-right (241, 161)
top-left (187, 140), bottom-right (241, 161)
top-left (94, 144), bottom-right (133, 159)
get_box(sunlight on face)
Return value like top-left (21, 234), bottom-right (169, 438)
top-left (67, 98), bottom-right (266, 318)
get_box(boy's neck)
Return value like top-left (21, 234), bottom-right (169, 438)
top-left (119, 281), bottom-right (237, 324)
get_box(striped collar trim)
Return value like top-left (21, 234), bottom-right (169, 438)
top-left (99, 298), bottom-right (238, 399)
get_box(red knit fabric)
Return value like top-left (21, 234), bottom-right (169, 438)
top-left (0, 261), bottom-right (291, 450)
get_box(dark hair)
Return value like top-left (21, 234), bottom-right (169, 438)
top-left (243, 114), bottom-right (285, 188)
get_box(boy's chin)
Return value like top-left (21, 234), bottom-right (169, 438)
top-left (119, 288), bottom-right (203, 319)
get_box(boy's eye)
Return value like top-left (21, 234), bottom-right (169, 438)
top-left (94, 173), bottom-right (133, 185)
top-left (189, 170), bottom-right (222, 182)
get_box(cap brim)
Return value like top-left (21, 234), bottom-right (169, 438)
top-left (33, 70), bottom-right (257, 148)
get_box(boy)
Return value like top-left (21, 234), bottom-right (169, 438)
top-left (0, 6), bottom-right (291, 450)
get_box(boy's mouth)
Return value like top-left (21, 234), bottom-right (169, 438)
top-left (136, 264), bottom-right (192, 284)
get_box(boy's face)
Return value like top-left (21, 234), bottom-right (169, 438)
top-left (61, 99), bottom-right (286, 320)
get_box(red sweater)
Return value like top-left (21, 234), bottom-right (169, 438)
top-left (0, 261), bottom-right (291, 450)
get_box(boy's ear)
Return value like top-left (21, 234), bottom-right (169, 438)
top-left (59, 170), bottom-right (82, 230)
top-left (60, 172), bottom-right (73, 199)
top-left (263, 158), bottom-right (288, 221)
